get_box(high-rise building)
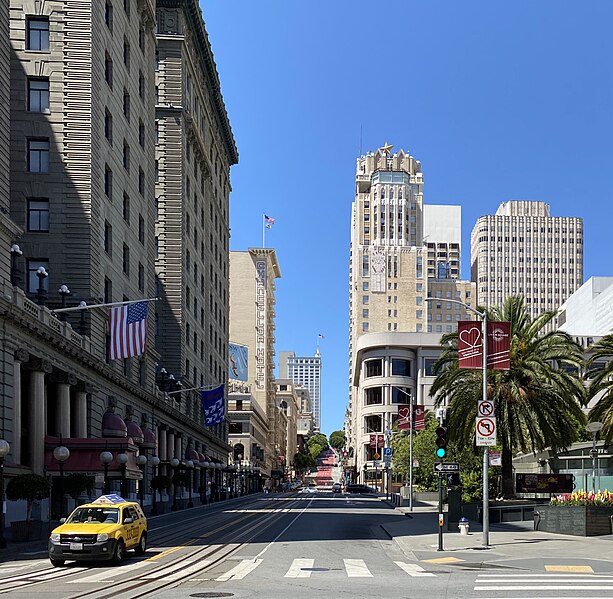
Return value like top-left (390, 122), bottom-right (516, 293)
top-left (282, 351), bottom-right (322, 433)
top-left (470, 200), bottom-right (583, 316)
top-left (154, 0), bottom-right (238, 458)
top-left (229, 249), bottom-right (281, 477)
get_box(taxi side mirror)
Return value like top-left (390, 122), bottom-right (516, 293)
top-left (59, 518), bottom-right (66, 524)
top-left (123, 517), bottom-right (133, 524)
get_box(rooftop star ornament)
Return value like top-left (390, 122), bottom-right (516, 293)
top-left (380, 142), bottom-right (394, 155)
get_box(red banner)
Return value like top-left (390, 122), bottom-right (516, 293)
top-left (377, 434), bottom-right (384, 448)
top-left (369, 434), bottom-right (377, 448)
top-left (397, 405), bottom-right (425, 431)
top-left (458, 321), bottom-right (510, 371)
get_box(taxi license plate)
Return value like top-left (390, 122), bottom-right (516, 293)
top-left (69, 542), bottom-right (83, 551)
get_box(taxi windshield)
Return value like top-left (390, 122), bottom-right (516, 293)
top-left (66, 507), bottom-right (120, 524)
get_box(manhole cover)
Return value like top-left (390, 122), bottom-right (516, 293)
top-left (189, 594), bottom-right (234, 598)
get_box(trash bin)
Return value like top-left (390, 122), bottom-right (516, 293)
top-left (458, 517), bottom-right (470, 535)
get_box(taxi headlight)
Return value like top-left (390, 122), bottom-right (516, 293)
top-left (50, 533), bottom-right (60, 542)
top-left (96, 533), bottom-right (109, 542)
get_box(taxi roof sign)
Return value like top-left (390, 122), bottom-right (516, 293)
top-left (91, 494), bottom-right (128, 505)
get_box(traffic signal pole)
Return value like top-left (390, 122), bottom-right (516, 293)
top-left (437, 473), bottom-right (444, 551)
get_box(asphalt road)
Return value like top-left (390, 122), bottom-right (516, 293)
top-left (1, 491), bottom-right (613, 599)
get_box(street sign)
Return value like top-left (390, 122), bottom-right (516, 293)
top-left (476, 416), bottom-right (497, 446)
top-left (477, 400), bottom-right (495, 418)
top-left (433, 462), bottom-right (460, 473)
top-left (373, 460), bottom-right (380, 468)
top-left (489, 451), bottom-right (501, 466)
top-left (383, 447), bottom-right (393, 458)
top-left (373, 452), bottom-right (380, 460)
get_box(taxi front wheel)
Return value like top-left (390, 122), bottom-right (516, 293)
top-left (112, 539), bottom-right (126, 565)
top-left (134, 533), bottom-right (147, 556)
top-left (50, 558), bottom-right (65, 567)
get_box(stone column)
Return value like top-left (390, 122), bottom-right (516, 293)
top-left (12, 349), bottom-right (29, 465)
top-left (29, 359), bottom-right (52, 474)
top-left (158, 425), bottom-right (167, 461)
top-left (174, 434), bottom-right (182, 462)
top-left (74, 385), bottom-right (89, 438)
top-left (56, 383), bottom-right (71, 439)
top-left (167, 429), bottom-right (175, 460)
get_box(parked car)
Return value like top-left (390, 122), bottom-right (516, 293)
top-left (345, 484), bottom-right (376, 494)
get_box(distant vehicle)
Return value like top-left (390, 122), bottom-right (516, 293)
top-left (332, 482), bottom-right (343, 493)
top-left (345, 484), bottom-right (376, 494)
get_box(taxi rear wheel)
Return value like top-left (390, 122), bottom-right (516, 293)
top-left (134, 533), bottom-right (147, 555)
top-left (112, 539), bottom-right (126, 565)
top-left (50, 558), bottom-right (65, 567)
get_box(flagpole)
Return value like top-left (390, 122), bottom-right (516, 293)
top-left (262, 214), bottom-right (266, 249)
top-left (53, 297), bottom-right (159, 314)
top-left (166, 383), bottom-right (223, 395)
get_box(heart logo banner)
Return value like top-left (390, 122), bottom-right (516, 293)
top-left (397, 404), bottom-right (425, 431)
top-left (458, 321), bottom-right (510, 370)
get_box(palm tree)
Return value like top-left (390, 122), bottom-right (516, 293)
top-left (430, 296), bottom-right (586, 497)
top-left (585, 334), bottom-right (613, 443)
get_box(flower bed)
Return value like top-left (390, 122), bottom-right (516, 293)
top-left (551, 490), bottom-right (613, 507)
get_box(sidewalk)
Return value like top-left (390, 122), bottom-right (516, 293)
top-left (380, 499), bottom-right (613, 570)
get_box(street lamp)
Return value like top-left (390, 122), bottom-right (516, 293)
top-left (425, 296), bottom-right (490, 547)
top-left (170, 457), bottom-right (179, 511)
top-left (117, 452), bottom-right (128, 499)
top-left (149, 456), bottom-right (160, 516)
top-left (10, 244), bottom-right (22, 287)
top-left (35, 266), bottom-right (48, 306)
top-left (58, 285), bottom-right (70, 321)
top-left (100, 451), bottom-right (113, 494)
top-left (137, 455), bottom-right (147, 509)
top-left (586, 422), bottom-right (604, 494)
top-left (186, 460), bottom-right (194, 508)
top-left (53, 445), bottom-right (70, 519)
top-left (0, 440), bottom-right (10, 549)
top-left (202, 461), bottom-right (209, 503)
top-left (78, 301), bottom-right (88, 335)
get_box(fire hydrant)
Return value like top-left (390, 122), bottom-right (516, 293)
top-left (458, 517), bottom-right (470, 535)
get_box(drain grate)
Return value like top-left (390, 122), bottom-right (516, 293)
top-left (189, 593), bottom-right (235, 598)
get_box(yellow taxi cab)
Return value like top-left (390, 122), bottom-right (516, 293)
top-left (48, 494), bottom-right (147, 566)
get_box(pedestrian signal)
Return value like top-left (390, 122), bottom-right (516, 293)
top-left (435, 426), bottom-right (447, 459)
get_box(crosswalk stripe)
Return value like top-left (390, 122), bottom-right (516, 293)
top-left (474, 597), bottom-right (610, 599)
top-left (475, 577), bottom-right (613, 582)
top-left (216, 559), bottom-right (263, 581)
top-left (68, 560), bottom-right (152, 583)
top-left (142, 559), bottom-right (196, 580)
top-left (395, 561), bottom-right (436, 577)
top-left (344, 559), bottom-right (372, 578)
top-left (152, 560), bottom-right (211, 582)
top-left (284, 559), bottom-right (314, 578)
top-left (477, 574), bottom-right (613, 578)
top-left (474, 585), bottom-right (613, 591)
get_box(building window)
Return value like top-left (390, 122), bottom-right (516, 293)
top-left (27, 139), bottom-right (49, 172)
top-left (122, 193), bottom-right (130, 223)
top-left (138, 119), bottom-right (145, 148)
top-left (27, 259), bottom-right (49, 293)
top-left (123, 140), bottom-right (130, 171)
top-left (104, 164), bottom-right (112, 199)
top-left (139, 26), bottom-right (145, 51)
top-left (27, 199), bottom-right (49, 232)
top-left (105, 53), bottom-right (113, 88)
top-left (365, 359), bottom-right (383, 378)
top-left (138, 262), bottom-right (144, 291)
top-left (123, 38), bottom-right (130, 69)
top-left (105, 0), bottom-right (113, 31)
top-left (104, 221), bottom-right (112, 254)
top-left (104, 109), bottom-right (113, 144)
top-left (27, 17), bottom-right (49, 51)
top-left (138, 168), bottom-right (145, 195)
top-left (139, 70), bottom-right (145, 99)
top-left (391, 386), bottom-right (411, 404)
top-left (391, 358), bottom-right (411, 377)
top-left (362, 322), bottom-right (369, 332)
top-left (123, 89), bottom-right (130, 121)
top-left (123, 0), bottom-right (130, 17)
top-left (28, 78), bottom-right (49, 112)
top-left (122, 244), bottom-right (129, 275)
top-left (424, 358), bottom-right (438, 376)
top-left (364, 387), bottom-right (383, 406)
top-left (139, 214), bottom-right (145, 243)
top-left (104, 277), bottom-right (112, 303)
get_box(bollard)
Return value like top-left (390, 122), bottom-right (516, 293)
top-left (458, 516), bottom-right (470, 535)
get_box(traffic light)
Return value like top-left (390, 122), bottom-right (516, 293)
top-left (446, 473), bottom-right (460, 486)
top-left (435, 426), bottom-right (447, 459)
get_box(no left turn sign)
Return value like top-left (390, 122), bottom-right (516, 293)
top-left (476, 416), bottom-right (497, 446)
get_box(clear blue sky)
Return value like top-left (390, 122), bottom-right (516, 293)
top-left (203, 1), bottom-right (613, 436)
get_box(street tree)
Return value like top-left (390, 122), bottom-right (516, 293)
top-left (585, 334), bottom-right (613, 443)
top-left (329, 430), bottom-right (345, 449)
top-left (430, 295), bottom-right (586, 497)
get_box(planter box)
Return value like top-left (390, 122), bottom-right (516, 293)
top-left (535, 505), bottom-right (613, 536)
top-left (11, 520), bottom-right (43, 542)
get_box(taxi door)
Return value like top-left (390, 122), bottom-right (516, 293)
top-left (123, 506), bottom-right (141, 548)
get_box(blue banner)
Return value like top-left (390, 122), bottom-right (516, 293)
top-left (228, 342), bottom-right (248, 381)
top-left (201, 384), bottom-right (225, 426)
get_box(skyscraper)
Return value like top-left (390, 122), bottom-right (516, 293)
top-left (282, 351), bottom-right (322, 433)
top-left (470, 200), bottom-right (583, 316)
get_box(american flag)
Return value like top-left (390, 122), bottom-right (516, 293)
top-left (201, 384), bottom-right (225, 426)
top-left (264, 214), bottom-right (275, 228)
top-left (108, 301), bottom-right (149, 360)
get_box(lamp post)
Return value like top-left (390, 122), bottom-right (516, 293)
top-left (170, 457), bottom-right (179, 511)
top-left (186, 460), bottom-right (194, 508)
top-left (58, 285), bottom-right (70, 321)
top-left (0, 440), bottom-right (10, 549)
top-left (53, 445), bottom-right (70, 519)
top-left (137, 455), bottom-right (147, 509)
top-left (35, 266), bottom-right (48, 306)
top-left (100, 451), bottom-right (113, 494)
top-left (150, 456), bottom-right (160, 516)
top-left (202, 461), bottom-right (209, 503)
top-left (78, 301), bottom-right (88, 335)
top-left (10, 244), bottom-right (22, 287)
top-left (425, 296), bottom-right (490, 547)
top-left (586, 422), bottom-right (604, 494)
top-left (117, 452), bottom-right (128, 499)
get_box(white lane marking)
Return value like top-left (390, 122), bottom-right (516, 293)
top-left (0, 565), bottom-right (32, 574)
top-left (394, 561), bottom-right (436, 577)
top-left (475, 586), bottom-right (613, 591)
top-left (284, 559), bottom-right (314, 578)
top-left (344, 559), bottom-right (372, 578)
top-left (216, 559), bottom-right (263, 581)
top-left (31, 568), bottom-right (90, 581)
top-left (474, 597), bottom-right (610, 599)
top-left (67, 560), bottom-right (152, 583)
top-left (154, 560), bottom-right (211, 582)
top-left (475, 577), bottom-right (613, 582)
top-left (477, 574), bottom-right (613, 578)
